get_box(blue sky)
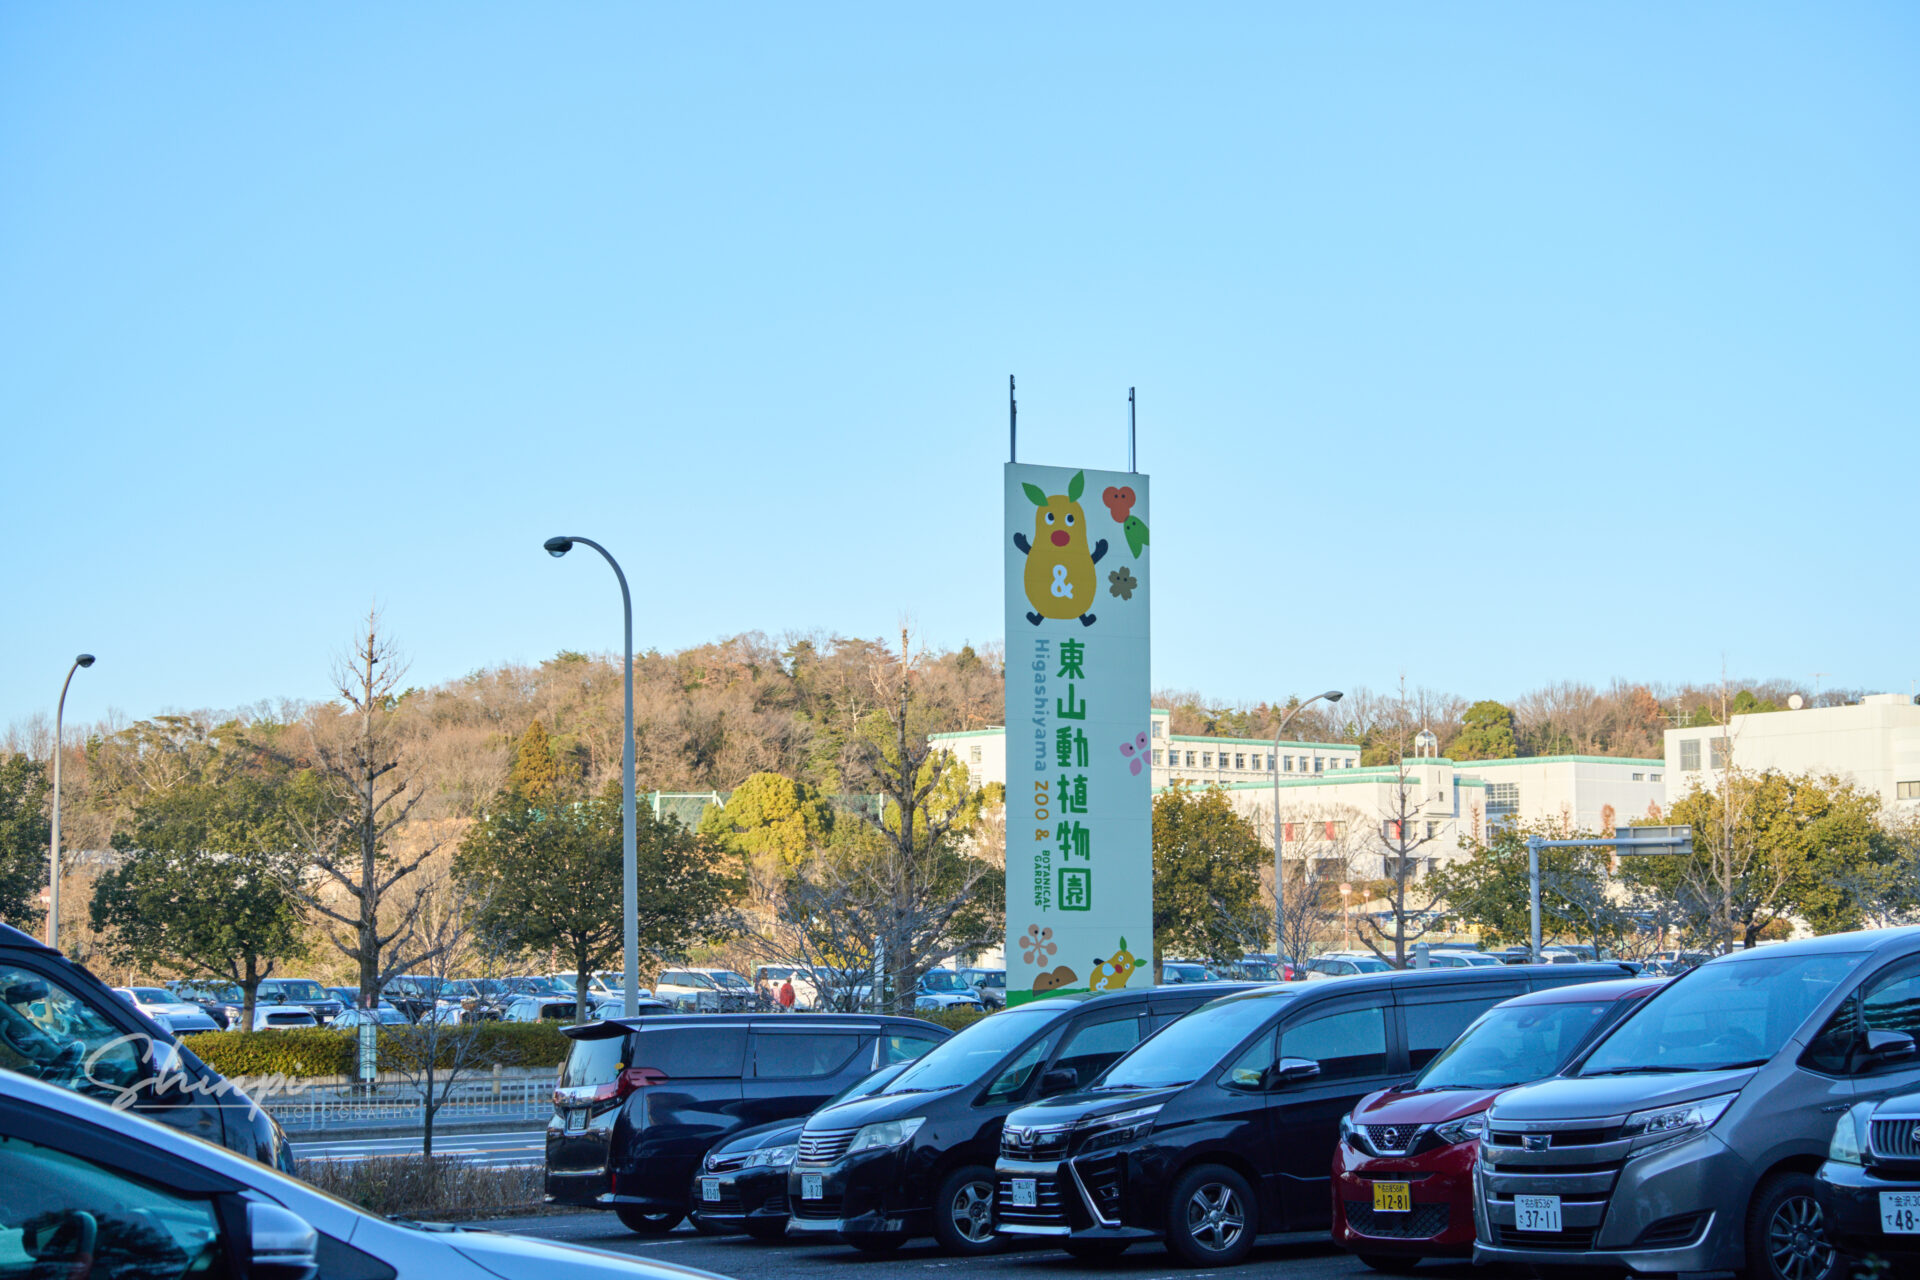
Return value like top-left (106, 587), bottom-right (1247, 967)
top-left (5, 4), bottom-right (1916, 730)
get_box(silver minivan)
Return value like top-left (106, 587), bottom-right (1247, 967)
top-left (1474, 927), bottom-right (1920, 1279)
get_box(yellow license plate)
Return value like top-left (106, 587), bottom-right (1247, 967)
top-left (1372, 1181), bottom-right (1412, 1213)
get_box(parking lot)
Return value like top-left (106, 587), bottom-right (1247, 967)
top-left (477, 1213), bottom-right (1471, 1280)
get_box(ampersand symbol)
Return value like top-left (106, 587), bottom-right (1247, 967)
top-left (1049, 564), bottom-right (1072, 597)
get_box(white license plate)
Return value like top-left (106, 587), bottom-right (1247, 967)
top-left (801, 1173), bottom-right (824, 1201)
top-left (565, 1109), bottom-right (586, 1132)
top-left (1011, 1178), bottom-right (1037, 1208)
top-left (1514, 1194), bottom-right (1563, 1233)
top-left (1882, 1191), bottom-right (1920, 1234)
top-left (702, 1177), bottom-right (721, 1202)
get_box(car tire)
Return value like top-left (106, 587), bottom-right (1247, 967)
top-left (1062, 1240), bottom-right (1130, 1261)
top-left (931, 1164), bottom-right (1003, 1255)
top-left (743, 1218), bottom-right (787, 1242)
top-left (845, 1232), bottom-right (907, 1254)
top-left (1355, 1255), bottom-right (1422, 1275)
top-left (614, 1206), bottom-right (684, 1235)
top-left (1745, 1171), bottom-right (1842, 1280)
top-left (1164, 1164), bottom-right (1257, 1268)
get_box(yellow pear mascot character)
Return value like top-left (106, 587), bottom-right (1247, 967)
top-left (1013, 470), bottom-right (1108, 627)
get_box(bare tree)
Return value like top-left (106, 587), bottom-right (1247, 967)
top-left (288, 611), bottom-right (445, 1001)
top-left (1356, 760), bottom-right (1448, 967)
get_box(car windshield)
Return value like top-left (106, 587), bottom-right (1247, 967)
top-left (708, 972), bottom-right (750, 989)
top-left (132, 988), bottom-right (172, 1002)
top-left (1098, 994), bottom-right (1284, 1090)
top-left (665, 972), bottom-right (714, 989)
top-left (886, 1006), bottom-right (1065, 1094)
top-left (1579, 953), bottom-right (1865, 1076)
top-left (266, 980), bottom-right (325, 1001)
top-left (921, 971), bottom-right (968, 992)
top-left (1415, 1000), bottom-right (1620, 1089)
top-left (1164, 964), bottom-right (1205, 982)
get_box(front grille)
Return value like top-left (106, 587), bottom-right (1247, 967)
top-left (1486, 1127), bottom-right (1614, 1149)
top-left (797, 1128), bottom-right (857, 1165)
top-left (1000, 1124), bottom-right (1072, 1161)
top-left (792, 1192), bottom-right (844, 1219)
top-left (1636, 1213), bottom-right (1707, 1248)
top-left (1872, 1118), bottom-right (1920, 1160)
top-left (996, 1175), bottom-right (1067, 1227)
top-left (703, 1190), bottom-right (744, 1213)
top-left (1077, 1155), bottom-right (1123, 1221)
top-left (1344, 1201), bottom-right (1449, 1239)
top-left (1491, 1223), bottom-right (1597, 1250)
top-left (706, 1153), bottom-right (750, 1173)
top-left (759, 1193), bottom-right (789, 1215)
top-left (1364, 1124), bottom-right (1422, 1154)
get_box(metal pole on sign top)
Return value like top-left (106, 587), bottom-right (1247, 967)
top-left (1128, 387), bottom-right (1136, 473)
top-left (1009, 375), bottom-right (1017, 463)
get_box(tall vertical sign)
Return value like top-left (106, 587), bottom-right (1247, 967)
top-left (1004, 463), bottom-right (1151, 1003)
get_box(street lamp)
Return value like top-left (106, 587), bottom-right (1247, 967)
top-left (543, 536), bottom-right (640, 1018)
top-left (1271, 689), bottom-right (1343, 978)
top-left (49, 653), bottom-right (95, 952)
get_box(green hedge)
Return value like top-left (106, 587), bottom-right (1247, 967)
top-left (921, 1007), bottom-right (991, 1033)
top-left (182, 1021), bottom-right (572, 1079)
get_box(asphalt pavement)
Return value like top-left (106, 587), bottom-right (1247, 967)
top-left (292, 1128), bottom-right (547, 1167)
top-left (472, 1213), bottom-right (1476, 1280)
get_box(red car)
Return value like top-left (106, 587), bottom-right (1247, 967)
top-left (1331, 976), bottom-right (1663, 1273)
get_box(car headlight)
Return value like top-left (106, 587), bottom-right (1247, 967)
top-left (1622, 1094), bottom-right (1735, 1147)
top-left (1076, 1105), bottom-right (1161, 1153)
top-left (1339, 1113), bottom-right (1358, 1147)
top-left (747, 1143), bottom-right (799, 1169)
top-left (1829, 1101), bottom-right (1877, 1166)
top-left (848, 1118), bottom-right (926, 1153)
top-left (1431, 1112), bottom-right (1487, 1147)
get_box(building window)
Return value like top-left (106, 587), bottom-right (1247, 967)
top-left (1151, 722), bottom-right (1163, 738)
top-left (1202, 753), bottom-right (1213, 768)
top-left (1185, 751), bottom-right (1196, 766)
top-left (1710, 737), bottom-right (1730, 770)
top-left (1385, 820), bottom-right (1404, 841)
top-left (1899, 782), bottom-right (1920, 800)
top-left (1632, 772), bottom-right (1644, 782)
top-left (1151, 751), bottom-right (1162, 766)
top-left (1326, 820), bottom-right (1348, 840)
top-left (1650, 772), bottom-right (1662, 782)
top-left (969, 745), bottom-right (982, 764)
top-left (1265, 753), bottom-right (1274, 770)
top-left (1234, 753), bottom-right (1245, 769)
top-left (1426, 821), bottom-right (1440, 839)
top-left (1314, 757), bottom-right (1324, 773)
top-left (1680, 739), bottom-right (1701, 771)
top-left (1486, 782), bottom-right (1519, 817)
top-left (1283, 755), bottom-right (1293, 772)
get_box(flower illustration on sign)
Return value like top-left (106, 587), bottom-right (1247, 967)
top-left (1118, 731), bottom-right (1150, 776)
top-left (1019, 923), bottom-right (1057, 966)
top-left (1108, 567), bottom-right (1138, 600)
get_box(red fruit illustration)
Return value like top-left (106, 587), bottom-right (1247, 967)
top-left (1101, 485), bottom-right (1136, 523)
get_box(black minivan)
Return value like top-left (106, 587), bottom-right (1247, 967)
top-left (994, 962), bottom-right (1633, 1265)
top-left (545, 1012), bottom-right (948, 1233)
top-left (0, 921), bottom-right (293, 1171)
top-left (787, 983), bottom-right (1259, 1255)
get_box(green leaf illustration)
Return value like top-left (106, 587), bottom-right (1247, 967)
top-left (1067, 470), bottom-right (1085, 501)
top-left (1022, 482), bottom-right (1049, 507)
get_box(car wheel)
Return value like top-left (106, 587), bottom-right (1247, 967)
top-left (845, 1232), bottom-right (907, 1254)
top-left (614, 1206), bottom-right (684, 1235)
top-left (743, 1218), bottom-right (787, 1242)
top-left (1356, 1254), bottom-right (1422, 1275)
top-left (932, 1165), bottom-right (1003, 1255)
top-left (1746, 1171), bottom-right (1842, 1280)
top-left (1164, 1164), bottom-right (1256, 1267)
top-left (1062, 1239), bottom-right (1130, 1261)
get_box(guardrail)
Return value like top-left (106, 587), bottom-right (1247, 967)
top-left (263, 1072), bottom-right (559, 1132)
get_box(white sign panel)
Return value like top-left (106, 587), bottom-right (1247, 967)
top-left (1004, 462), bottom-right (1151, 1004)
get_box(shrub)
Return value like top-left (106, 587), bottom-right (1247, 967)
top-left (183, 1021), bottom-right (571, 1079)
top-left (920, 1007), bottom-right (991, 1033)
top-left (296, 1155), bottom-right (543, 1219)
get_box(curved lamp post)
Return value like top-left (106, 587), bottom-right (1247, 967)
top-left (544, 536), bottom-right (639, 1018)
top-left (49, 653), bottom-right (95, 951)
top-left (1271, 689), bottom-right (1343, 978)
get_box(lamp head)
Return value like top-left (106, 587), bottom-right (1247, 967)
top-left (543, 537), bottom-right (574, 559)
top-left (1321, 690), bottom-right (1344, 704)
top-left (75, 654), bottom-right (95, 669)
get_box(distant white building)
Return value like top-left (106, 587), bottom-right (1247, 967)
top-left (1664, 693), bottom-right (1920, 811)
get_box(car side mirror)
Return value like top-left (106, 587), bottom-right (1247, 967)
top-left (1865, 1029), bottom-right (1918, 1064)
top-left (1272, 1057), bottom-right (1322, 1087)
top-left (1039, 1067), bottom-right (1080, 1096)
top-left (247, 1202), bottom-right (318, 1280)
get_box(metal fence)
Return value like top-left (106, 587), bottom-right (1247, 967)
top-left (264, 1073), bottom-right (558, 1132)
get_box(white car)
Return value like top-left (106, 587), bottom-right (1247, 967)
top-left (0, 1068), bottom-right (734, 1280)
top-left (250, 1004), bottom-right (320, 1030)
top-left (914, 970), bottom-right (985, 1012)
top-left (332, 1005), bottom-right (411, 1028)
top-left (653, 969), bottom-right (751, 1013)
top-left (754, 964), bottom-right (821, 1010)
top-left (111, 986), bottom-right (223, 1034)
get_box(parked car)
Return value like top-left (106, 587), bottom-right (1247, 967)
top-left (332, 1005), bottom-right (412, 1028)
top-left (1159, 961), bottom-right (1220, 985)
top-left (383, 974), bottom-right (448, 1022)
top-left (0, 920), bottom-right (292, 1170)
top-left (916, 970), bottom-right (986, 1012)
top-left (169, 978), bottom-right (247, 1028)
top-left (1818, 1088), bottom-right (1920, 1270)
top-left (1475, 926), bottom-right (1920, 1280)
top-left (1332, 977), bottom-right (1663, 1271)
top-left (1307, 955), bottom-right (1393, 978)
top-left (993, 963), bottom-right (1635, 1265)
top-left (111, 986), bottom-right (223, 1034)
top-left (435, 978), bottom-right (516, 1021)
top-left (505, 995), bottom-right (659, 1023)
top-left (325, 984), bottom-right (366, 1011)
top-left (251, 1004), bottom-right (320, 1030)
top-left (1645, 949), bottom-right (1712, 976)
top-left (254, 977), bottom-right (345, 1023)
top-left (788, 982), bottom-right (1265, 1256)
top-left (689, 1061), bottom-right (916, 1239)
top-left (754, 965), bottom-right (821, 1010)
top-left (1423, 949), bottom-right (1505, 968)
top-left (547, 1013), bottom-right (949, 1233)
top-left (652, 969), bottom-right (748, 1013)
top-left (0, 1066), bottom-right (740, 1280)
top-left (958, 968), bottom-right (1008, 1010)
